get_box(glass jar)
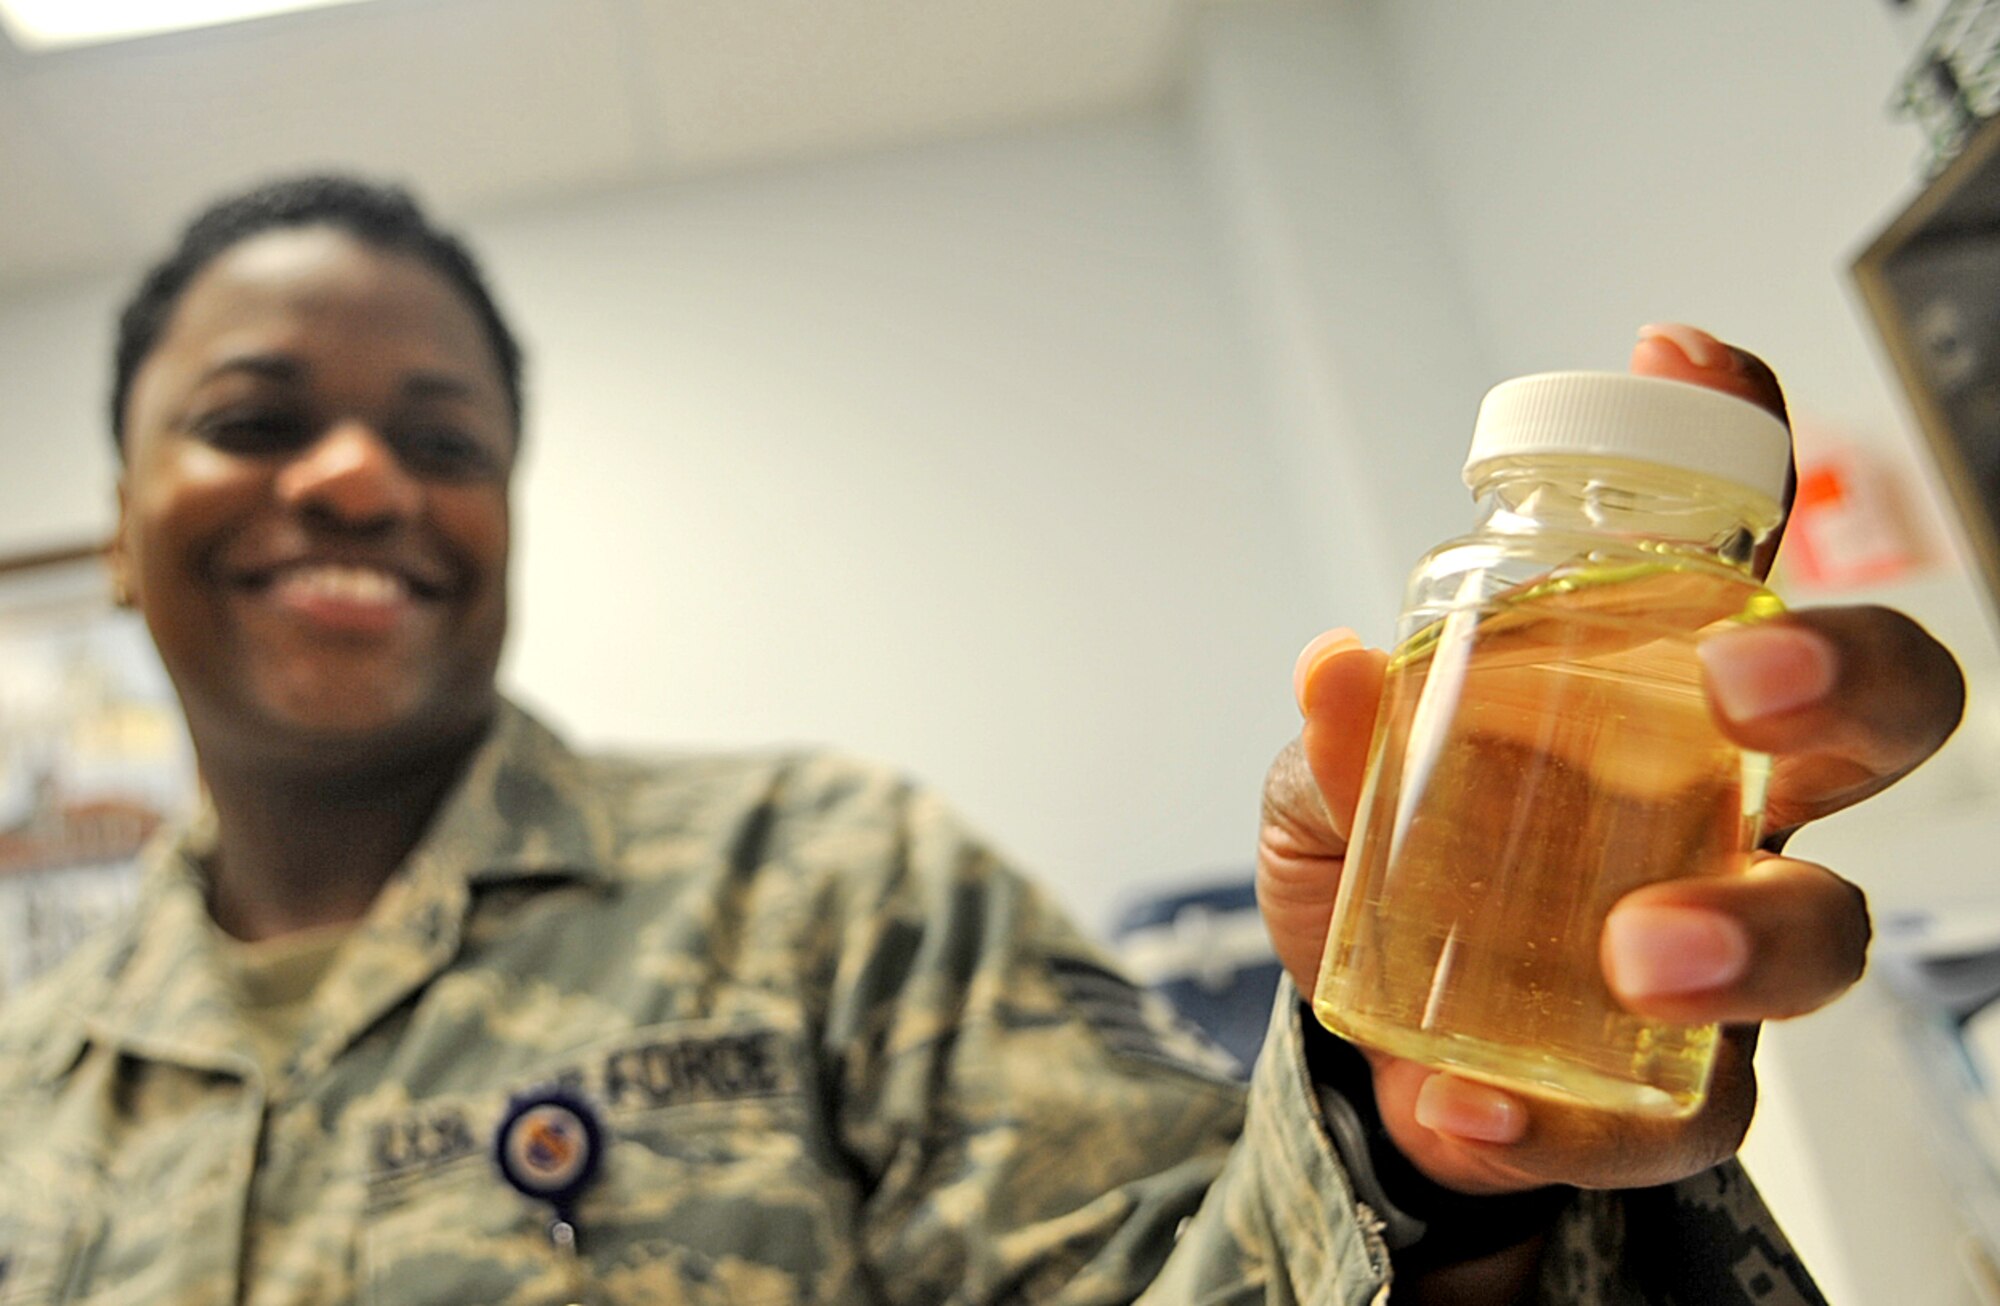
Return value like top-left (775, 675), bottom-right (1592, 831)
top-left (1311, 372), bottom-right (1790, 1117)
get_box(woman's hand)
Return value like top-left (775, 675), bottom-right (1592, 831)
top-left (1258, 324), bottom-right (1966, 1196)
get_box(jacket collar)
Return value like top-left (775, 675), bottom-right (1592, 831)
top-left (54, 700), bottom-right (618, 1089)
top-left (419, 699), bottom-right (620, 891)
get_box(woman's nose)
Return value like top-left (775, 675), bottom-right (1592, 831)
top-left (272, 421), bottom-right (421, 529)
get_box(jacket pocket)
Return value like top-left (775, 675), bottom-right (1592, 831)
top-left (360, 1063), bottom-right (839, 1305)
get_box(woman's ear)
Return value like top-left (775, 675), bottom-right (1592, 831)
top-left (107, 481), bottom-right (134, 608)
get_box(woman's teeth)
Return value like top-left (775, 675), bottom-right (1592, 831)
top-left (279, 564), bottom-right (407, 604)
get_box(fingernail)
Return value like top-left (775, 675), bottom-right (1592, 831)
top-left (1413, 1075), bottom-right (1527, 1144)
top-left (1697, 624), bottom-right (1838, 722)
top-left (1637, 322), bottom-right (1733, 372)
top-left (1604, 905), bottom-right (1751, 997)
top-left (1293, 628), bottom-right (1363, 713)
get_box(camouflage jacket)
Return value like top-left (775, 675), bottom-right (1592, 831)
top-left (0, 703), bottom-right (1823, 1304)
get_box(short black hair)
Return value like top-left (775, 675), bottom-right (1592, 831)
top-left (110, 174), bottom-right (524, 450)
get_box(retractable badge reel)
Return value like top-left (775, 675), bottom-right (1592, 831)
top-left (494, 1087), bottom-right (605, 1259)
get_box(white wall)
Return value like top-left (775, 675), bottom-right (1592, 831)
top-left (1187, 0), bottom-right (1488, 637)
top-left (0, 279), bottom-right (124, 552)
top-left (490, 115), bottom-right (1329, 932)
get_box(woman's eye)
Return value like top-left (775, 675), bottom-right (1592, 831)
top-left (196, 411), bottom-right (310, 453)
top-left (393, 426), bottom-right (499, 479)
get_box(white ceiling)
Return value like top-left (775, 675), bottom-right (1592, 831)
top-left (0, 0), bottom-right (1201, 294)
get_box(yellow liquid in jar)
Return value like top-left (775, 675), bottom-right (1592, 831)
top-left (1312, 558), bottom-right (1779, 1117)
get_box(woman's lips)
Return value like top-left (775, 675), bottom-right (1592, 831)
top-left (259, 562), bottom-right (419, 636)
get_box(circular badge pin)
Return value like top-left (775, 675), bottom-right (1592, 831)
top-left (494, 1087), bottom-right (604, 1215)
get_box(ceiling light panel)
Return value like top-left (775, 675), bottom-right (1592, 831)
top-left (0, 0), bottom-right (381, 52)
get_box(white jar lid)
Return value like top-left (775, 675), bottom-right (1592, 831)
top-left (1463, 371), bottom-right (1791, 509)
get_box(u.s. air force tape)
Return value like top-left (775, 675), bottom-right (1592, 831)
top-left (493, 1087), bottom-right (603, 1213)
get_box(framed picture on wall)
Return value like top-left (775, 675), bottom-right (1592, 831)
top-left (1854, 112), bottom-right (2000, 606)
top-left (0, 542), bottom-right (195, 1006)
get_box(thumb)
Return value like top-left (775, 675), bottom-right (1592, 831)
top-left (1258, 631), bottom-right (1389, 998)
top-left (1296, 631), bottom-right (1391, 839)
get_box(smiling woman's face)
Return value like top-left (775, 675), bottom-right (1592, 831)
top-left (113, 224), bottom-right (516, 774)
